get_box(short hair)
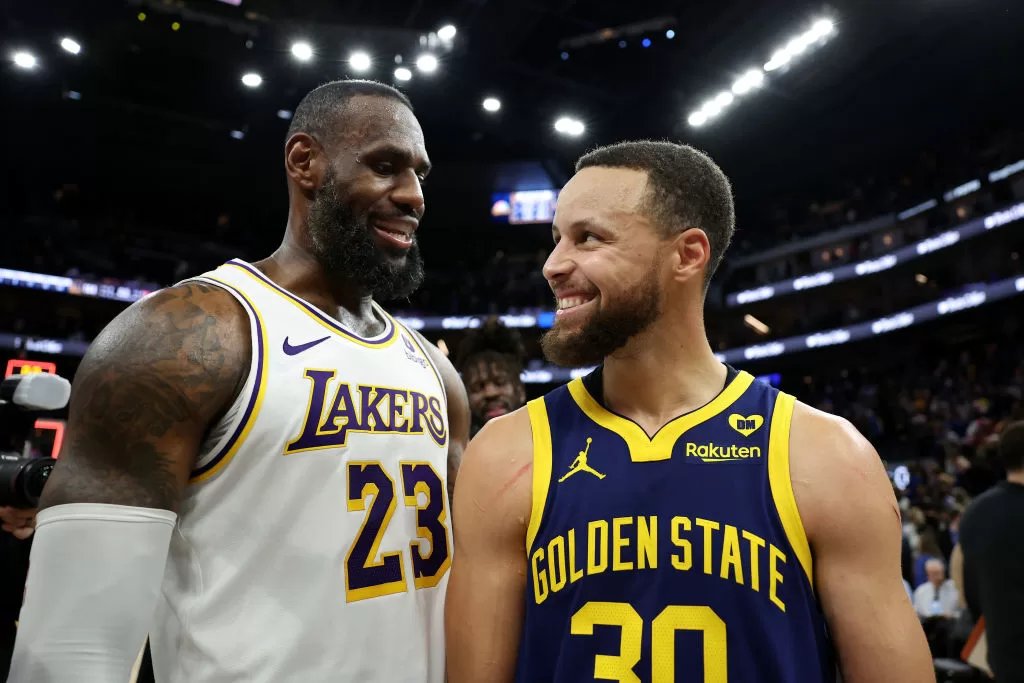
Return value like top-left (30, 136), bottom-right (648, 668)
top-left (455, 317), bottom-right (526, 380)
top-left (575, 140), bottom-right (736, 287)
top-left (924, 557), bottom-right (945, 572)
top-left (999, 420), bottom-right (1024, 472)
top-left (285, 79), bottom-right (413, 145)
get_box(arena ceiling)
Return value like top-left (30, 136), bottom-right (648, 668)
top-left (2, 0), bottom-right (1022, 226)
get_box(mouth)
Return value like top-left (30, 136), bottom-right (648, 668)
top-left (554, 292), bottom-right (598, 319)
top-left (372, 218), bottom-right (418, 250)
top-left (485, 406), bottom-right (509, 419)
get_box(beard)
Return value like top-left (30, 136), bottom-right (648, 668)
top-left (541, 269), bottom-right (662, 368)
top-left (306, 168), bottom-right (425, 302)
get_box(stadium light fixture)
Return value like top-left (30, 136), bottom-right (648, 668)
top-left (349, 51), bottom-right (371, 72)
top-left (277, 109), bottom-right (292, 120)
top-left (554, 117), bottom-right (585, 137)
top-left (688, 111), bottom-right (707, 127)
top-left (665, 29), bottom-right (675, 39)
top-left (416, 54), bottom-right (438, 73)
top-left (483, 97), bottom-right (501, 112)
top-left (394, 67), bottom-right (412, 81)
top-left (731, 68), bottom-right (764, 95)
top-left (241, 72), bottom-right (262, 88)
top-left (437, 25), bottom-right (457, 41)
top-left (12, 51), bottom-right (37, 70)
top-left (291, 41), bottom-right (313, 62)
top-left (60, 37), bottom-right (81, 55)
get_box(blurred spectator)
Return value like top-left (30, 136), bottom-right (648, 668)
top-left (454, 317), bottom-right (527, 438)
top-left (912, 558), bottom-right (960, 619)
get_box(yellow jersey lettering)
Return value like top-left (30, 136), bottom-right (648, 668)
top-left (742, 530), bottom-right (766, 592)
top-left (588, 520), bottom-right (609, 575)
top-left (695, 517), bottom-right (720, 575)
top-left (769, 544), bottom-right (786, 612)
top-left (531, 547), bottom-right (548, 604)
top-left (671, 516), bottom-right (692, 571)
top-left (612, 517), bottom-right (633, 571)
top-left (548, 536), bottom-right (567, 593)
top-left (719, 524), bottom-right (744, 586)
top-left (567, 529), bottom-right (584, 583)
top-left (637, 516), bottom-right (657, 570)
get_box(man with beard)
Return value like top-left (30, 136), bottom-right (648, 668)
top-left (455, 316), bottom-right (528, 437)
top-left (10, 80), bottom-right (469, 683)
top-left (445, 141), bottom-right (933, 683)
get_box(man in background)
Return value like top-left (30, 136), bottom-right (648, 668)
top-left (913, 558), bottom-right (960, 619)
top-left (958, 420), bottom-right (1024, 681)
top-left (454, 316), bottom-right (527, 437)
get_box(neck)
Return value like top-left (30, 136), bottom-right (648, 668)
top-left (601, 305), bottom-right (727, 436)
top-left (1007, 469), bottom-right (1024, 486)
top-left (258, 228), bottom-right (375, 320)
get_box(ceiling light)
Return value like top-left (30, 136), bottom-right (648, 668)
top-left (171, 22), bottom-right (181, 31)
top-left (277, 109), bottom-right (292, 120)
top-left (764, 49), bottom-right (790, 72)
top-left (349, 51), bottom-right (371, 72)
top-left (12, 51), bottom-right (37, 70)
top-left (811, 19), bottom-right (835, 38)
top-left (731, 68), bottom-right (764, 95)
top-left (665, 29), bottom-right (675, 39)
top-left (437, 25), bottom-right (457, 41)
top-left (688, 111), bottom-right (707, 127)
top-left (291, 41), bottom-right (313, 62)
top-left (230, 130), bottom-right (245, 140)
top-left (554, 117), bottom-right (584, 136)
top-left (415, 54), bottom-right (438, 73)
top-left (394, 67), bottom-right (412, 81)
top-left (714, 91), bottom-right (734, 108)
top-left (241, 72), bottom-right (262, 87)
top-left (60, 38), bottom-right (81, 55)
top-left (642, 38), bottom-right (651, 48)
top-left (483, 97), bottom-right (501, 112)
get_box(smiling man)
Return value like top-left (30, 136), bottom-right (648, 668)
top-left (446, 140), bottom-right (934, 683)
top-left (11, 80), bottom-right (469, 683)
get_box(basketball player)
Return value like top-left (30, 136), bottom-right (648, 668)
top-left (445, 141), bottom-right (934, 682)
top-left (454, 316), bottom-right (528, 437)
top-left (10, 80), bottom-right (469, 683)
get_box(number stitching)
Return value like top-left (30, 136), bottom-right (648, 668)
top-left (401, 462), bottom-right (452, 589)
top-left (345, 462), bottom-right (407, 602)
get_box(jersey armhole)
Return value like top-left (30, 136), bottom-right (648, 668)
top-left (767, 391), bottom-right (815, 589)
top-left (186, 275), bottom-right (269, 485)
top-left (525, 397), bottom-right (553, 555)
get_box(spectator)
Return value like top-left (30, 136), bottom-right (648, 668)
top-left (914, 528), bottom-right (944, 588)
top-left (912, 558), bottom-right (960, 618)
top-left (958, 420), bottom-right (1024, 682)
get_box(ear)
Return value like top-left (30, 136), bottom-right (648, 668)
top-left (669, 227), bottom-right (711, 285)
top-left (284, 132), bottom-right (322, 194)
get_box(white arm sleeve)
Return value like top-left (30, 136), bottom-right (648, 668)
top-left (8, 503), bottom-right (176, 683)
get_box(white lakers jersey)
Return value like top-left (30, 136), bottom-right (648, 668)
top-left (150, 259), bottom-right (451, 683)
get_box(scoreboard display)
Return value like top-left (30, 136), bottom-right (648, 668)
top-left (5, 359), bottom-right (57, 378)
top-left (3, 358), bottom-right (65, 457)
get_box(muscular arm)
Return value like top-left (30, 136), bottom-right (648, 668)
top-left (791, 403), bottom-right (934, 683)
top-left (412, 331), bottom-right (470, 502)
top-left (41, 281), bottom-right (250, 512)
top-left (445, 409), bottom-right (534, 683)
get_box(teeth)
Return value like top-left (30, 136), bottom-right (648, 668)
top-left (558, 296), bottom-right (589, 310)
top-left (378, 226), bottom-right (412, 243)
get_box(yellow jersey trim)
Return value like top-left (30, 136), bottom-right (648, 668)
top-left (224, 260), bottom-right (398, 349)
top-left (188, 275), bottom-right (269, 484)
top-left (526, 397), bottom-right (553, 555)
top-left (767, 391), bottom-right (814, 588)
top-left (567, 371), bottom-right (755, 462)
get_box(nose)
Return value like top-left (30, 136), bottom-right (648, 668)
top-left (542, 240), bottom-right (572, 284)
top-left (391, 170), bottom-right (425, 219)
top-left (482, 381), bottom-right (503, 398)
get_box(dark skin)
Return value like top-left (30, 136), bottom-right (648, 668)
top-left (39, 95), bottom-right (468, 514)
top-left (464, 360), bottom-right (526, 428)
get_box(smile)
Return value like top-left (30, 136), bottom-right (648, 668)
top-left (555, 293), bottom-right (597, 318)
top-left (373, 221), bottom-right (415, 249)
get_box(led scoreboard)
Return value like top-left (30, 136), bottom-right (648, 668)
top-left (5, 359), bottom-right (57, 378)
top-left (3, 359), bottom-right (64, 458)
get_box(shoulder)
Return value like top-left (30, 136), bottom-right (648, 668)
top-left (406, 327), bottom-right (463, 393)
top-left (787, 399), bottom-right (898, 542)
top-left (959, 485), bottom-right (1002, 532)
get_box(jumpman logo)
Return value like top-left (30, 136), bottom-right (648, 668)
top-left (558, 438), bottom-right (606, 483)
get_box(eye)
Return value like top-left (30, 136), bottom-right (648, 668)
top-left (373, 161), bottom-right (395, 175)
top-left (582, 231), bottom-right (601, 243)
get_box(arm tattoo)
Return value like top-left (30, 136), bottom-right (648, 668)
top-left (40, 282), bottom-right (249, 512)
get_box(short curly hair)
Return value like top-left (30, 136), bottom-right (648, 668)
top-left (455, 317), bottom-right (526, 379)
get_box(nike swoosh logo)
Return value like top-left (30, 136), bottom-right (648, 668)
top-left (283, 336), bottom-right (330, 356)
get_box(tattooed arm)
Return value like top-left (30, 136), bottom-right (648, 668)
top-left (40, 281), bottom-right (250, 512)
top-left (412, 331), bottom-right (470, 505)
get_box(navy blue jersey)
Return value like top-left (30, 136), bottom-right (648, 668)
top-left (514, 367), bottom-right (834, 683)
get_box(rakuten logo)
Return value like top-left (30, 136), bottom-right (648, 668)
top-left (743, 342), bottom-right (785, 360)
top-left (871, 313), bottom-right (914, 335)
top-left (735, 286), bottom-right (775, 304)
top-left (855, 255), bottom-right (898, 276)
top-left (916, 231), bottom-right (960, 255)
top-left (520, 370), bottom-right (553, 383)
top-left (793, 272), bottom-right (834, 290)
top-left (937, 291), bottom-right (986, 315)
top-left (984, 202), bottom-right (1024, 230)
top-left (442, 317), bottom-right (482, 329)
top-left (805, 329), bottom-right (851, 348)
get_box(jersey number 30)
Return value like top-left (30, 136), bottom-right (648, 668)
top-left (345, 461), bottom-right (451, 602)
top-left (572, 601), bottom-right (727, 682)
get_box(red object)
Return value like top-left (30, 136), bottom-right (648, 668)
top-left (34, 419), bottom-right (66, 459)
top-left (4, 359), bottom-right (57, 378)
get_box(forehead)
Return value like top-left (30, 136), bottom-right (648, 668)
top-left (555, 166), bottom-right (648, 222)
top-left (335, 95), bottom-right (427, 156)
top-left (465, 359), bottom-right (514, 382)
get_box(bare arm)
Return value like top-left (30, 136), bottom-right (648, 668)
top-left (949, 543), bottom-right (966, 610)
top-left (412, 330), bottom-right (470, 502)
top-left (445, 409), bottom-right (534, 683)
top-left (40, 281), bottom-right (250, 512)
top-left (791, 402), bottom-right (935, 683)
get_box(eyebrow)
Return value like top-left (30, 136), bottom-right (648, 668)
top-left (552, 216), bottom-right (605, 236)
top-left (367, 142), bottom-right (432, 175)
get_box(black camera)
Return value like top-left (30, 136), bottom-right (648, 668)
top-left (0, 372), bottom-right (71, 508)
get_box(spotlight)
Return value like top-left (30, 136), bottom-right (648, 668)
top-left (291, 41), bottom-right (313, 62)
top-left (277, 109), bottom-right (293, 120)
top-left (67, 90), bottom-right (81, 100)
top-left (560, 51), bottom-right (569, 60)
top-left (811, 19), bottom-right (835, 38)
top-left (731, 69), bottom-right (764, 95)
top-left (230, 130), bottom-right (245, 140)
top-left (713, 91), bottom-right (734, 108)
top-left (642, 38), bottom-right (651, 48)
top-left (688, 111), bottom-right (707, 127)
top-left (394, 67), bottom-right (412, 81)
top-left (437, 24), bottom-right (457, 41)
top-left (415, 54), bottom-right (438, 73)
top-left (665, 29), bottom-right (676, 39)
top-left (241, 72), bottom-right (262, 88)
top-left (60, 38), bottom-right (81, 55)
top-left (349, 51), bottom-right (371, 72)
top-left (554, 117), bottom-right (584, 137)
top-left (764, 49), bottom-right (790, 72)
top-left (483, 97), bottom-right (501, 112)
top-left (12, 51), bottom-right (37, 70)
